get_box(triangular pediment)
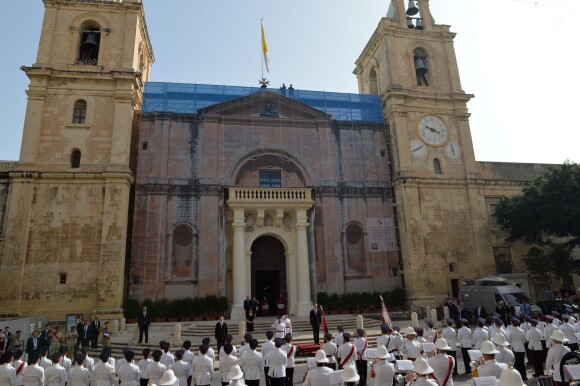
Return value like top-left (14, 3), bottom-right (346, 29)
top-left (197, 90), bottom-right (333, 121)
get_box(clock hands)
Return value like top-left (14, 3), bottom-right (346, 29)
top-left (412, 145), bottom-right (425, 153)
top-left (451, 144), bottom-right (455, 155)
top-left (425, 125), bottom-right (440, 134)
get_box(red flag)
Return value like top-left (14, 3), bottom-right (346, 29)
top-left (320, 305), bottom-right (329, 334)
top-left (380, 295), bottom-right (393, 327)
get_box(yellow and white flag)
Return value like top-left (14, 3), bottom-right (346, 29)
top-left (261, 21), bottom-right (270, 73)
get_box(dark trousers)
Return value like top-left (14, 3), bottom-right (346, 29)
top-left (531, 349), bottom-right (544, 377)
top-left (270, 377), bottom-right (285, 386)
top-left (312, 327), bottom-right (320, 345)
top-left (216, 338), bottom-right (225, 352)
top-left (461, 347), bottom-right (472, 374)
top-left (514, 351), bottom-right (528, 380)
top-left (140, 379), bottom-right (149, 386)
top-left (542, 340), bottom-right (547, 361)
top-left (264, 367), bottom-right (270, 386)
top-left (525, 342), bottom-right (532, 364)
top-left (285, 367), bottom-right (294, 386)
top-left (139, 325), bottom-right (148, 343)
top-left (90, 334), bottom-right (99, 348)
top-left (245, 381), bottom-right (259, 386)
top-left (357, 359), bottom-right (368, 386)
top-left (446, 350), bottom-right (458, 374)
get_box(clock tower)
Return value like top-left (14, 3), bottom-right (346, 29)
top-left (0, 0), bottom-right (153, 319)
top-left (354, 0), bottom-right (495, 303)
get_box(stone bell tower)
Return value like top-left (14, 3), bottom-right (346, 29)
top-left (0, 0), bottom-right (153, 320)
top-left (354, 0), bottom-right (495, 303)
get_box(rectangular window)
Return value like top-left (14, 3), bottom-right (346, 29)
top-left (259, 170), bottom-right (281, 188)
top-left (73, 107), bottom-right (86, 124)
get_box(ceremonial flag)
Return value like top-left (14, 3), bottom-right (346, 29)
top-left (380, 295), bottom-right (393, 327)
top-left (320, 305), bottom-right (329, 334)
top-left (261, 20), bottom-right (270, 73)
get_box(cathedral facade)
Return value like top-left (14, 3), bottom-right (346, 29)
top-left (0, 0), bottom-right (556, 320)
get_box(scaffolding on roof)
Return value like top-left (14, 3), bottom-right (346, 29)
top-left (142, 82), bottom-right (384, 124)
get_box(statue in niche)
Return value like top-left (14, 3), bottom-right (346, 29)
top-left (260, 101), bottom-right (279, 117)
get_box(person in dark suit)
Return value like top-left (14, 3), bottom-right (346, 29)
top-left (76, 315), bottom-right (85, 349)
top-left (474, 303), bottom-right (488, 321)
top-left (26, 330), bottom-right (41, 357)
top-left (309, 303), bottom-right (322, 344)
top-left (89, 316), bottom-right (101, 348)
top-left (214, 316), bottom-right (228, 351)
top-left (138, 306), bottom-right (151, 344)
top-left (38, 324), bottom-right (52, 353)
top-left (79, 319), bottom-right (92, 350)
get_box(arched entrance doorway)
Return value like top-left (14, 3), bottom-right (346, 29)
top-left (251, 236), bottom-right (287, 316)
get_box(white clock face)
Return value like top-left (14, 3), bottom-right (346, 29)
top-left (418, 115), bottom-right (448, 146)
top-left (410, 139), bottom-right (427, 159)
top-left (444, 140), bottom-right (462, 160)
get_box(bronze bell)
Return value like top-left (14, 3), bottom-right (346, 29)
top-left (81, 32), bottom-right (98, 49)
top-left (406, 0), bottom-right (419, 16)
top-left (415, 18), bottom-right (424, 30)
top-left (407, 17), bottom-right (415, 29)
top-left (414, 57), bottom-right (428, 75)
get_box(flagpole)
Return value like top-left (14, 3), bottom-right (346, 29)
top-left (260, 19), bottom-right (264, 79)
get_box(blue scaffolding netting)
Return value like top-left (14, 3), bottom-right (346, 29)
top-left (143, 82), bottom-right (384, 124)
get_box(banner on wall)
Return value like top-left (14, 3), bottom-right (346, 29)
top-left (366, 217), bottom-right (396, 252)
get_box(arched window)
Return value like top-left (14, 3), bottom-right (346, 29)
top-left (77, 23), bottom-right (101, 65)
top-left (73, 100), bottom-right (87, 124)
top-left (369, 66), bottom-right (379, 95)
top-left (346, 223), bottom-right (366, 273)
top-left (71, 149), bottom-right (81, 168)
top-left (433, 158), bottom-right (442, 174)
top-left (413, 48), bottom-right (430, 86)
top-left (172, 224), bottom-right (194, 278)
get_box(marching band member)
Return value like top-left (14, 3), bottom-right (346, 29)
top-left (428, 339), bottom-right (454, 386)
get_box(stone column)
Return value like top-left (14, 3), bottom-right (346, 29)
top-left (231, 209), bottom-right (246, 320)
top-left (295, 212), bottom-right (313, 317)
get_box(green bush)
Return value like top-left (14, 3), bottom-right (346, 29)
top-left (123, 298), bottom-right (140, 319)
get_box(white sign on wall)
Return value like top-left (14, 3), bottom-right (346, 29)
top-left (366, 217), bottom-right (396, 252)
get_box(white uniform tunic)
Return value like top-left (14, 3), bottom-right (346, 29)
top-left (303, 366), bottom-right (333, 386)
top-left (495, 347), bottom-right (515, 365)
top-left (266, 348), bottom-right (287, 379)
top-left (545, 343), bottom-right (571, 382)
top-left (428, 353), bottom-right (455, 386)
top-left (241, 350), bottom-right (263, 381)
top-left (0, 363), bottom-right (16, 386)
top-left (508, 326), bottom-right (526, 353)
top-left (117, 363), bottom-right (140, 386)
top-left (44, 364), bottom-right (67, 386)
top-left (477, 359), bottom-right (507, 379)
top-left (471, 328), bottom-right (488, 350)
top-left (192, 354), bottom-right (213, 386)
top-left (218, 354), bottom-right (237, 384)
top-left (261, 340), bottom-right (275, 368)
top-left (22, 364), bottom-right (44, 386)
top-left (168, 360), bottom-right (192, 386)
top-left (441, 327), bottom-right (457, 351)
top-left (401, 339), bottom-right (421, 360)
top-left (322, 341), bottom-right (337, 365)
top-left (137, 358), bottom-right (151, 380)
top-left (373, 360), bottom-right (395, 386)
top-left (144, 362), bottom-right (166, 385)
top-left (13, 360), bottom-right (27, 386)
top-left (90, 362), bottom-right (116, 386)
top-left (68, 366), bottom-right (90, 386)
top-left (271, 323), bottom-right (286, 339)
top-left (337, 342), bottom-right (357, 367)
top-left (457, 326), bottom-right (472, 349)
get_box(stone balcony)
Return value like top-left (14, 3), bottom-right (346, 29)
top-left (227, 187), bottom-right (314, 207)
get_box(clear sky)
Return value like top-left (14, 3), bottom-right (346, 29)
top-left (0, 0), bottom-right (577, 164)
